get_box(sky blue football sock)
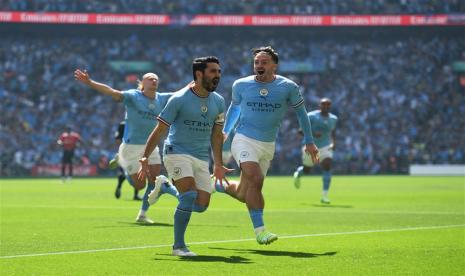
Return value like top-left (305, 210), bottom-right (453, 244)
top-left (248, 208), bottom-right (264, 229)
top-left (173, 190), bottom-right (197, 249)
top-left (192, 203), bottom-right (207, 213)
top-left (214, 179), bottom-right (227, 193)
top-left (161, 182), bottom-right (179, 198)
top-left (141, 183), bottom-right (155, 211)
top-left (323, 170), bottom-right (331, 191)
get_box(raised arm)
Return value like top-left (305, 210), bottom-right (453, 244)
top-left (74, 69), bottom-right (123, 101)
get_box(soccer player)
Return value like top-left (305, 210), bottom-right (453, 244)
top-left (220, 46), bottom-right (319, 245)
top-left (109, 120), bottom-right (141, 201)
top-left (57, 126), bottom-right (81, 183)
top-left (74, 69), bottom-right (178, 224)
top-left (138, 56), bottom-right (231, 256)
top-left (293, 98), bottom-right (338, 204)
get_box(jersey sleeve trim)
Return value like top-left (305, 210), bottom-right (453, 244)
top-left (291, 99), bottom-right (304, 108)
top-left (157, 116), bottom-right (171, 127)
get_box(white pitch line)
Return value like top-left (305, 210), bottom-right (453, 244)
top-left (1, 224), bottom-right (463, 260)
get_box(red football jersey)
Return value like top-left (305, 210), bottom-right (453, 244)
top-left (59, 132), bottom-right (81, 150)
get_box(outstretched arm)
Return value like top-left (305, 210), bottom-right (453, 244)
top-left (74, 69), bottom-right (123, 101)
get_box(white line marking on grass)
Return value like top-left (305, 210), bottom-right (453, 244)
top-left (277, 224), bottom-right (465, 239)
top-left (1, 224), bottom-right (463, 259)
top-left (2, 205), bottom-right (139, 210)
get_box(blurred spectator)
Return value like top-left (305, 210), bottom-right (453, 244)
top-left (0, 28), bottom-right (463, 176)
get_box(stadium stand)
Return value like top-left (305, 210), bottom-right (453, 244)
top-left (1, 26), bottom-right (463, 176)
top-left (1, 3), bottom-right (463, 176)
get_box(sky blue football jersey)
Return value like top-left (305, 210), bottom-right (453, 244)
top-left (308, 110), bottom-right (338, 148)
top-left (157, 87), bottom-right (226, 161)
top-left (231, 75), bottom-right (305, 142)
top-left (122, 89), bottom-right (172, 144)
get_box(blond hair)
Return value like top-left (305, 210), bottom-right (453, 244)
top-left (137, 72), bottom-right (158, 91)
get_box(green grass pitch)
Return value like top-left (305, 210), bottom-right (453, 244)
top-left (1, 176), bottom-right (464, 275)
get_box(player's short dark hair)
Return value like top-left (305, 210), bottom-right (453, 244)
top-left (252, 46), bottom-right (279, 64)
top-left (192, 56), bottom-right (220, 80)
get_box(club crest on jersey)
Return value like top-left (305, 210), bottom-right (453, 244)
top-left (201, 105), bottom-right (208, 113)
top-left (173, 167), bottom-right (182, 177)
top-left (148, 103), bottom-right (156, 110)
top-left (259, 88), bottom-right (268, 97)
top-left (240, 151), bottom-right (250, 159)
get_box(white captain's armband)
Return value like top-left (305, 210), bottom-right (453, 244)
top-left (215, 112), bottom-right (225, 125)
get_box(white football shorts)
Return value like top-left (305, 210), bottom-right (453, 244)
top-left (163, 154), bottom-right (213, 194)
top-left (118, 143), bottom-right (161, 175)
top-left (302, 144), bottom-right (333, 167)
top-left (231, 133), bottom-right (275, 176)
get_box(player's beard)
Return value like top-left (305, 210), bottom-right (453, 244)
top-left (321, 105), bottom-right (331, 114)
top-left (203, 76), bottom-right (220, 92)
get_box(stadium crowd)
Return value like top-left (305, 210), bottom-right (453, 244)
top-left (1, 29), bottom-right (463, 176)
top-left (2, 0), bottom-right (464, 15)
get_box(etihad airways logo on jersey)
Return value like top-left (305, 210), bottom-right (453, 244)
top-left (184, 120), bottom-right (213, 133)
top-left (184, 120), bottom-right (212, 127)
top-left (138, 110), bottom-right (157, 120)
top-left (247, 101), bottom-right (282, 113)
top-left (247, 102), bottom-right (282, 109)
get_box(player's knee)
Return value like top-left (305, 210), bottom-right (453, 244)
top-left (250, 175), bottom-right (264, 190)
top-left (253, 183), bottom-right (263, 192)
top-left (178, 190), bottom-right (198, 211)
top-left (233, 183), bottom-right (246, 202)
top-left (133, 178), bottom-right (146, 191)
top-left (245, 172), bottom-right (264, 186)
top-left (148, 176), bottom-right (157, 184)
top-left (235, 191), bottom-right (247, 202)
top-left (125, 173), bottom-right (145, 191)
top-left (321, 161), bottom-right (332, 171)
